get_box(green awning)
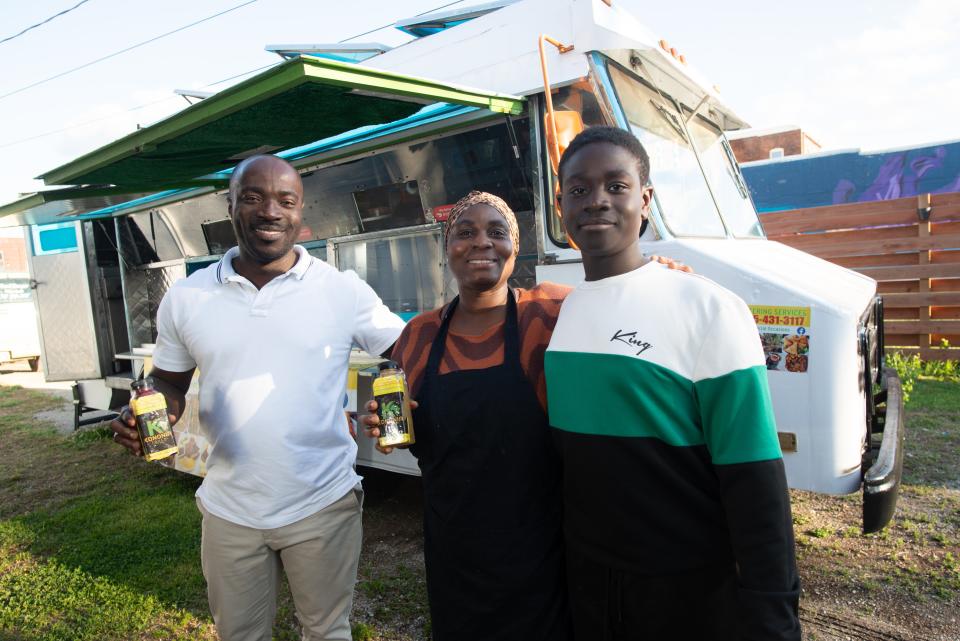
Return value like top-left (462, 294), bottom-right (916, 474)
top-left (0, 186), bottom-right (180, 228)
top-left (39, 56), bottom-right (525, 190)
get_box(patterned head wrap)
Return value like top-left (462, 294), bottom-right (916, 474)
top-left (444, 191), bottom-right (520, 256)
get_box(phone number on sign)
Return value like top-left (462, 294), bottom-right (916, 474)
top-left (754, 315), bottom-right (806, 327)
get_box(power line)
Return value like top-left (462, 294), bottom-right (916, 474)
top-left (0, 61), bottom-right (281, 151)
top-left (338, 0), bottom-right (467, 42)
top-left (205, 61), bottom-right (280, 88)
top-left (0, 0), bottom-right (259, 102)
top-left (0, 96), bottom-right (180, 151)
top-left (0, 0), bottom-right (471, 148)
top-left (0, 0), bottom-right (94, 46)
top-left (414, 0), bottom-right (469, 17)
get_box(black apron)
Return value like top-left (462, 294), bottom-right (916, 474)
top-left (411, 289), bottom-right (570, 641)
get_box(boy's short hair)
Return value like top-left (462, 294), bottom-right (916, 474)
top-left (558, 126), bottom-right (650, 187)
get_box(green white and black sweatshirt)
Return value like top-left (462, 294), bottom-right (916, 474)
top-left (546, 261), bottom-right (800, 640)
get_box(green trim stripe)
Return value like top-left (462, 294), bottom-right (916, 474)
top-left (546, 351), bottom-right (781, 464)
top-left (299, 58), bottom-right (524, 115)
top-left (546, 351), bottom-right (701, 445)
top-left (694, 364), bottom-right (781, 464)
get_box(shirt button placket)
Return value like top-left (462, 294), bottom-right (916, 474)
top-left (250, 277), bottom-right (282, 317)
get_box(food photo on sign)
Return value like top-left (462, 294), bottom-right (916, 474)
top-left (750, 305), bottom-right (811, 374)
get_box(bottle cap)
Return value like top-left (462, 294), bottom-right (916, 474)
top-left (378, 360), bottom-right (400, 371)
top-left (130, 377), bottom-right (152, 391)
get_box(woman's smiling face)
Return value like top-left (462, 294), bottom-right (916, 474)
top-left (446, 203), bottom-right (516, 293)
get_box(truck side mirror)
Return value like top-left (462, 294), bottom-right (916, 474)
top-left (544, 109), bottom-right (584, 175)
top-left (546, 110), bottom-right (584, 250)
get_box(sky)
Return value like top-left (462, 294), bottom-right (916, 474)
top-left (0, 0), bottom-right (958, 208)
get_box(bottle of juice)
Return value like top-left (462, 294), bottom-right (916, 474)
top-left (130, 377), bottom-right (178, 461)
top-left (372, 361), bottom-right (415, 448)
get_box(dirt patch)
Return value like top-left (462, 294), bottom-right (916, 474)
top-left (4, 381), bottom-right (957, 641)
top-left (790, 381), bottom-right (960, 640)
top-left (341, 381), bottom-right (960, 641)
top-left (0, 368), bottom-right (76, 436)
top-left (268, 467), bottom-right (430, 641)
top-left (321, 468), bottom-right (430, 641)
top-left (793, 488), bottom-right (959, 640)
top-left (345, 484), bottom-right (960, 641)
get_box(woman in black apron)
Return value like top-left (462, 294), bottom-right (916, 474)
top-left (364, 191), bottom-right (570, 641)
top-left (414, 288), bottom-right (567, 641)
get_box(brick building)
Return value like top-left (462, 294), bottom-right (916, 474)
top-left (0, 230), bottom-right (28, 273)
top-left (728, 126), bottom-right (821, 163)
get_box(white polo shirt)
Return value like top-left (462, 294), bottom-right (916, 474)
top-left (152, 246), bottom-right (404, 529)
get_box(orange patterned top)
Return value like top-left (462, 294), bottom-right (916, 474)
top-left (391, 283), bottom-right (572, 411)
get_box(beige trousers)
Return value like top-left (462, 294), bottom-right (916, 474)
top-left (197, 486), bottom-right (363, 641)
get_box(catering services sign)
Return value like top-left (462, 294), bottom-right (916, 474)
top-left (749, 305), bottom-right (810, 374)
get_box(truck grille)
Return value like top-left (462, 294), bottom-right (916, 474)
top-left (858, 296), bottom-right (885, 438)
top-left (859, 296), bottom-right (884, 390)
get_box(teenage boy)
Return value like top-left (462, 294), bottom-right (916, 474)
top-left (546, 127), bottom-right (801, 641)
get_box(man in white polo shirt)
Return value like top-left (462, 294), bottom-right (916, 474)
top-left (110, 155), bottom-right (404, 641)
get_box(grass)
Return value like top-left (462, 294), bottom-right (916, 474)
top-left (356, 564), bottom-right (430, 636)
top-left (901, 378), bottom-right (960, 488)
top-left (0, 384), bottom-right (428, 641)
top-left (3, 377), bottom-right (958, 640)
top-left (0, 386), bottom-right (216, 641)
top-left (791, 378), bottom-right (960, 638)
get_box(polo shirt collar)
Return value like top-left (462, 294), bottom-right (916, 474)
top-left (216, 245), bottom-right (313, 285)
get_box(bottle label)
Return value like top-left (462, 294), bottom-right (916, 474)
top-left (132, 392), bottom-right (177, 461)
top-left (373, 372), bottom-right (415, 447)
top-left (372, 375), bottom-right (404, 396)
top-left (132, 393), bottom-right (166, 416)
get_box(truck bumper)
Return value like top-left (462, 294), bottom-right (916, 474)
top-left (862, 367), bottom-right (905, 533)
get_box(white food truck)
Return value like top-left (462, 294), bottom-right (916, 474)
top-left (0, 0), bottom-right (902, 531)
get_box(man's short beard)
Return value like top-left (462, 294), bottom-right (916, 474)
top-left (245, 240), bottom-right (296, 264)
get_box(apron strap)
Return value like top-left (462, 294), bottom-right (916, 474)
top-left (425, 288), bottom-right (521, 380)
top-left (425, 296), bottom-right (459, 380)
top-left (502, 289), bottom-right (521, 366)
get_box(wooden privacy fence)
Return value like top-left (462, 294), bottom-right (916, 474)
top-left (762, 192), bottom-right (960, 361)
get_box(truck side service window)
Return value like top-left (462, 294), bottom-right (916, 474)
top-left (300, 119), bottom-right (533, 243)
top-left (312, 118), bottom-right (538, 306)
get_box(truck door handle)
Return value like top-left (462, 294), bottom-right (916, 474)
top-left (29, 279), bottom-right (44, 289)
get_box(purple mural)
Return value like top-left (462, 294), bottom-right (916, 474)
top-left (836, 146), bottom-right (960, 204)
top-left (743, 140), bottom-right (960, 213)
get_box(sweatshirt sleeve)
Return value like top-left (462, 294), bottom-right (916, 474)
top-left (693, 295), bottom-right (802, 641)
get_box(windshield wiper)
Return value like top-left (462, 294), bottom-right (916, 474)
top-left (650, 100), bottom-right (688, 144)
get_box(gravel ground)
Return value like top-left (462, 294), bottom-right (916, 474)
top-left (0, 364), bottom-right (117, 434)
top-left (354, 474), bottom-right (960, 641)
top-left (0, 364), bottom-right (75, 433)
top-left (7, 372), bottom-right (956, 641)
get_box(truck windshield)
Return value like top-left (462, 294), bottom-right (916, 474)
top-left (687, 115), bottom-right (764, 238)
top-left (607, 64), bottom-right (725, 238)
